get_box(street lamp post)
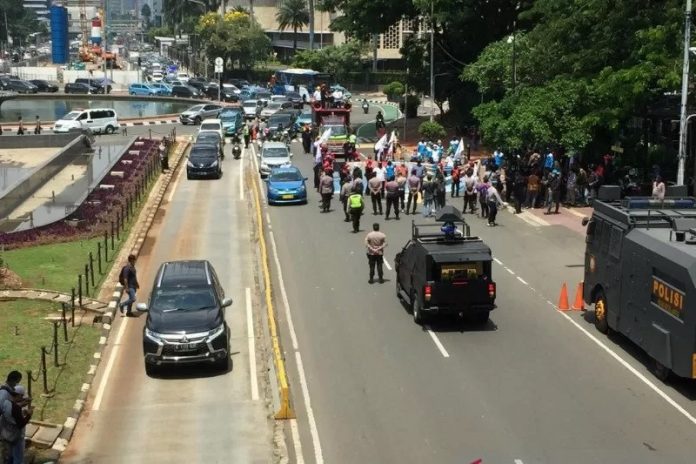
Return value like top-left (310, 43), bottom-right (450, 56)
top-left (677, 0), bottom-right (692, 185)
top-left (429, 0), bottom-right (434, 122)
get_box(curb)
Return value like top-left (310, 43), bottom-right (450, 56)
top-left (0, 119), bottom-right (180, 132)
top-left (51, 139), bottom-right (189, 453)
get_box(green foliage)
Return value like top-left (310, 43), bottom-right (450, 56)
top-left (197, 12), bottom-right (272, 71)
top-left (292, 40), bottom-right (366, 82)
top-left (0, 0), bottom-right (44, 45)
top-left (382, 81), bottom-right (405, 100)
top-left (419, 120), bottom-right (446, 141)
top-left (400, 94), bottom-right (421, 118)
top-left (276, 0), bottom-right (310, 51)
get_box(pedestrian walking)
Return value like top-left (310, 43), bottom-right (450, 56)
top-left (118, 254), bottom-right (139, 316)
top-left (16, 117), bottom-right (24, 136)
top-left (544, 170), bottom-right (562, 215)
top-left (421, 173), bottom-right (436, 217)
top-left (526, 170), bottom-right (540, 208)
top-left (451, 163), bottom-right (461, 197)
top-left (319, 169), bottom-right (334, 213)
top-left (1, 385), bottom-right (32, 464)
top-left (406, 169), bottom-right (421, 215)
top-left (33, 116), bottom-right (41, 135)
top-left (384, 176), bottom-right (400, 220)
top-left (513, 170), bottom-right (526, 214)
top-left (476, 177), bottom-right (490, 218)
top-left (340, 175), bottom-right (353, 222)
top-left (158, 140), bottom-right (169, 172)
top-left (368, 172), bottom-right (383, 215)
top-left (313, 144), bottom-right (323, 190)
top-left (435, 170), bottom-right (446, 210)
top-left (566, 168), bottom-right (578, 206)
top-left (348, 187), bottom-right (365, 233)
top-left (365, 223), bottom-right (387, 284)
top-left (487, 183), bottom-right (504, 226)
top-left (462, 169), bottom-right (478, 213)
top-left (243, 123), bottom-right (250, 148)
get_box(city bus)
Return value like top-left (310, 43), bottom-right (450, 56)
top-left (272, 68), bottom-right (332, 100)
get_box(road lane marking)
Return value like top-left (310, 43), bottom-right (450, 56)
top-left (425, 327), bottom-right (450, 358)
top-left (517, 276), bottom-right (528, 285)
top-left (493, 257), bottom-right (502, 265)
top-left (290, 419), bottom-right (305, 464)
top-left (246, 287), bottom-right (259, 401)
top-left (296, 351), bottom-right (324, 464)
top-left (268, 230), bottom-right (299, 350)
top-left (505, 267), bottom-right (515, 275)
top-left (383, 256), bottom-right (393, 271)
top-left (92, 314), bottom-right (129, 411)
top-left (239, 147), bottom-right (245, 201)
top-left (514, 460), bottom-right (524, 464)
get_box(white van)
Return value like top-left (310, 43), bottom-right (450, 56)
top-left (176, 72), bottom-right (190, 83)
top-left (198, 118), bottom-right (225, 145)
top-left (52, 108), bottom-right (119, 134)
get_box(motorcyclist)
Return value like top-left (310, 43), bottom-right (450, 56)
top-left (362, 99), bottom-right (369, 114)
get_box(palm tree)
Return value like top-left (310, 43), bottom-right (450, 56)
top-left (275, 0), bottom-right (310, 53)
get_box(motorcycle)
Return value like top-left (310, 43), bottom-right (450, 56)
top-left (362, 100), bottom-right (369, 114)
top-left (232, 142), bottom-right (242, 159)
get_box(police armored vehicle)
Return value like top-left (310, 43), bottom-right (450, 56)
top-left (583, 185), bottom-right (696, 380)
top-left (395, 206), bottom-right (497, 325)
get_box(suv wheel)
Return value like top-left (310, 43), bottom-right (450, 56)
top-left (105, 125), bottom-right (115, 135)
top-left (412, 293), bottom-right (425, 325)
top-left (194, 116), bottom-right (202, 125)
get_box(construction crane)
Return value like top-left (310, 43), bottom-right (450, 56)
top-left (78, 0), bottom-right (94, 62)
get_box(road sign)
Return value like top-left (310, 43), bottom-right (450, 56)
top-left (215, 64), bottom-right (223, 73)
top-left (215, 57), bottom-right (223, 66)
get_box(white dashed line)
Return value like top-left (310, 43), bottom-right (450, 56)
top-left (425, 327), bottom-right (450, 358)
top-left (290, 419), bottom-right (305, 464)
top-left (515, 460), bottom-right (525, 464)
top-left (505, 267), bottom-right (515, 275)
top-left (516, 276), bottom-right (528, 285)
top-left (383, 256), bottom-right (393, 271)
top-left (493, 257), bottom-right (503, 265)
top-left (239, 148), bottom-right (245, 201)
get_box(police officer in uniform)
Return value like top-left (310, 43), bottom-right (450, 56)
top-left (348, 187), bottom-right (365, 233)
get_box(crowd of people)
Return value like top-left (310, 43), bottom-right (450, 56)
top-left (0, 371), bottom-right (33, 464)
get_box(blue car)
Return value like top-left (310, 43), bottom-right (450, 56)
top-left (294, 110), bottom-right (313, 131)
top-left (128, 83), bottom-right (162, 96)
top-left (150, 82), bottom-right (172, 96)
top-left (266, 167), bottom-right (308, 205)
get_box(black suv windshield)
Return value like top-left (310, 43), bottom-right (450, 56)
top-left (152, 288), bottom-right (216, 312)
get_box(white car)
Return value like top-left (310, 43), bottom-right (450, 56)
top-left (258, 141), bottom-right (293, 177)
top-left (176, 72), bottom-right (190, 83)
top-left (242, 99), bottom-right (263, 119)
top-left (151, 72), bottom-right (164, 82)
top-left (52, 108), bottom-right (119, 134)
top-left (198, 118), bottom-right (225, 145)
top-left (260, 101), bottom-right (283, 119)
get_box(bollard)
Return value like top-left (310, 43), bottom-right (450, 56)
top-left (61, 303), bottom-right (68, 342)
top-left (89, 252), bottom-right (95, 286)
top-left (52, 321), bottom-right (59, 367)
top-left (97, 243), bottom-right (103, 275)
top-left (41, 348), bottom-right (48, 394)
top-left (110, 221), bottom-right (115, 250)
top-left (78, 276), bottom-right (83, 306)
top-left (84, 264), bottom-right (90, 296)
top-left (26, 370), bottom-right (32, 399)
top-left (116, 213), bottom-right (121, 240)
top-left (149, 128), bottom-right (152, 139)
top-left (103, 231), bottom-right (108, 262)
top-left (71, 289), bottom-right (76, 327)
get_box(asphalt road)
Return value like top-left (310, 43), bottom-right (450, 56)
top-left (61, 139), bottom-right (273, 463)
top-left (262, 143), bottom-right (696, 463)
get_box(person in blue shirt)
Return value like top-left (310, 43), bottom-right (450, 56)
top-left (544, 151), bottom-right (555, 171)
top-left (385, 160), bottom-right (395, 180)
top-left (493, 148), bottom-right (504, 167)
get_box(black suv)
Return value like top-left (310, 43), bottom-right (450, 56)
top-left (187, 143), bottom-right (223, 179)
top-left (74, 78), bottom-right (112, 94)
top-left (139, 260), bottom-right (232, 375)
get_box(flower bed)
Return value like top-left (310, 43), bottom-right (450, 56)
top-left (0, 138), bottom-right (161, 250)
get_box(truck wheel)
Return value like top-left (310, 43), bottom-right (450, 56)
top-left (653, 360), bottom-right (671, 382)
top-left (412, 295), bottom-right (425, 325)
top-left (593, 291), bottom-right (609, 334)
top-left (145, 363), bottom-right (157, 377)
top-left (396, 280), bottom-right (402, 299)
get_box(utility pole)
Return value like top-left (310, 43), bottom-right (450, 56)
top-left (308, 0), bottom-right (314, 50)
top-left (678, 0), bottom-right (692, 185)
top-left (429, 0), bottom-right (434, 122)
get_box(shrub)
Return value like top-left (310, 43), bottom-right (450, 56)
top-left (418, 120), bottom-right (447, 141)
top-left (399, 94), bottom-right (421, 118)
top-left (382, 81), bottom-right (405, 101)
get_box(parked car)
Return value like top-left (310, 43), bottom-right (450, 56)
top-left (151, 71), bottom-right (164, 82)
top-left (256, 91), bottom-right (272, 106)
top-left (29, 79), bottom-right (58, 92)
top-left (52, 108), bottom-right (119, 134)
top-left (187, 143), bottom-right (223, 179)
top-left (149, 82), bottom-right (172, 95)
top-left (258, 141), bottom-right (292, 177)
top-left (139, 260), bottom-right (232, 375)
top-left (6, 79), bottom-right (37, 94)
top-left (194, 131), bottom-right (224, 158)
top-left (179, 104), bottom-right (222, 125)
top-left (219, 108), bottom-right (244, 136)
top-left (171, 85), bottom-right (202, 98)
top-left (64, 82), bottom-right (97, 94)
top-left (266, 166), bottom-right (308, 205)
top-left (227, 78), bottom-right (250, 88)
top-left (128, 83), bottom-right (162, 96)
top-left (176, 72), bottom-right (190, 83)
top-left (242, 99), bottom-right (263, 119)
top-left (75, 78), bottom-right (112, 94)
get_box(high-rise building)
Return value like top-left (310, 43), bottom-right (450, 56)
top-left (24, 0), bottom-right (51, 24)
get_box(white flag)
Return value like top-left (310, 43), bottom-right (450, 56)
top-left (314, 127), bottom-right (332, 148)
top-left (374, 132), bottom-right (388, 152)
top-left (454, 138), bottom-right (464, 158)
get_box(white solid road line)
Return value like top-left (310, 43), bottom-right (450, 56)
top-left (290, 419), bottom-right (306, 464)
top-left (166, 157), bottom-right (185, 203)
top-left (268, 230), bottom-right (299, 350)
top-left (92, 313), bottom-right (129, 411)
top-left (383, 256), bottom-right (393, 271)
top-left (557, 310), bottom-right (696, 426)
top-left (246, 287), bottom-right (259, 401)
top-left (514, 460), bottom-right (525, 464)
top-left (239, 147), bottom-right (245, 201)
top-left (516, 276), bottom-right (529, 285)
top-left (425, 327), bottom-right (450, 358)
top-left (296, 351), bottom-right (324, 464)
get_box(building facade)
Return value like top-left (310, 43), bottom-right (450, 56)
top-left (24, 0), bottom-right (50, 23)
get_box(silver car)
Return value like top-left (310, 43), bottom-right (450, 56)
top-left (258, 141), bottom-right (293, 177)
top-left (260, 101), bottom-right (284, 119)
top-left (242, 99), bottom-right (263, 119)
top-left (179, 104), bottom-right (223, 125)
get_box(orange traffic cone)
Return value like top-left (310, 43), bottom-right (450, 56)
top-left (558, 282), bottom-right (570, 311)
top-left (572, 281), bottom-right (584, 311)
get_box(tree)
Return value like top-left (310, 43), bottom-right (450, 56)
top-left (276, 0), bottom-right (310, 53)
top-left (0, 0), bottom-right (44, 46)
top-left (197, 11), bottom-right (272, 71)
top-left (141, 3), bottom-right (152, 27)
top-left (292, 40), bottom-right (366, 81)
